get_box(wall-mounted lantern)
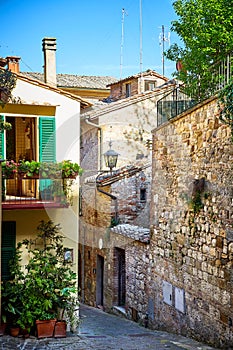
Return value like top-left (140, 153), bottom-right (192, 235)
top-left (104, 141), bottom-right (119, 173)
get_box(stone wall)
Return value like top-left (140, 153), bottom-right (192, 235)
top-left (111, 169), bottom-right (151, 227)
top-left (110, 79), bottom-right (139, 101)
top-left (149, 96), bottom-right (233, 348)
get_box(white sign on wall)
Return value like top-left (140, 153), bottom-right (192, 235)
top-left (174, 287), bottom-right (185, 313)
top-left (163, 281), bottom-right (173, 306)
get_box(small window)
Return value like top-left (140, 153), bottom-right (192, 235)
top-left (145, 81), bottom-right (156, 91)
top-left (140, 188), bottom-right (146, 201)
top-left (126, 83), bottom-right (131, 97)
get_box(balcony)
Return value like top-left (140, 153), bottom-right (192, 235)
top-left (1, 160), bottom-right (81, 209)
top-left (2, 177), bottom-right (69, 210)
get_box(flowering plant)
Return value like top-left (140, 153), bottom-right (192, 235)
top-left (2, 160), bottom-right (18, 178)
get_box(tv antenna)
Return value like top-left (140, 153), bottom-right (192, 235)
top-left (120, 8), bottom-right (128, 80)
top-left (159, 25), bottom-right (170, 76)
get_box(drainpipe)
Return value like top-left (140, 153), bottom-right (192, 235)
top-left (85, 117), bottom-right (103, 170)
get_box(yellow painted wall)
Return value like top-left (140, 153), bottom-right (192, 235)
top-left (2, 207), bottom-right (78, 273)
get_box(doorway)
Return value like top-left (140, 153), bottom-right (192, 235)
top-left (96, 255), bottom-right (104, 307)
top-left (115, 248), bottom-right (126, 306)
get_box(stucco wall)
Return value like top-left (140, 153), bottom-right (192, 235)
top-left (3, 208), bottom-right (79, 272)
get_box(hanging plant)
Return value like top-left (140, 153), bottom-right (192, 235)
top-left (0, 69), bottom-right (17, 107)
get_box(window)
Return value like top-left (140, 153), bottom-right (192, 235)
top-left (126, 83), bottom-right (131, 97)
top-left (140, 188), bottom-right (146, 201)
top-left (145, 81), bottom-right (156, 91)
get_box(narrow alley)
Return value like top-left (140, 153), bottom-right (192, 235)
top-left (0, 304), bottom-right (220, 350)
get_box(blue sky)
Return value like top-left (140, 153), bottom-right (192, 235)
top-left (1, 0), bottom-right (179, 79)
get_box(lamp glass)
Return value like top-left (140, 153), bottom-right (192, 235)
top-left (104, 149), bottom-right (118, 170)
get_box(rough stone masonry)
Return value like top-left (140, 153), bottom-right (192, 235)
top-left (148, 96), bottom-right (233, 348)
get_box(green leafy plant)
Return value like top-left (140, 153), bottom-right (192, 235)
top-left (39, 162), bottom-right (62, 178)
top-left (2, 159), bottom-right (82, 179)
top-left (165, 0), bottom-right (233, 101)
top-left (2, 220), bottom-right (79, 333)
top-left (0, 119), bottom-right (12, 132)
top-left (18, 160), bottom-right (40, 177)
top-left (61, 160), bottom-right (82, 178)
top-left (189, 178), bottom-right (205, 214)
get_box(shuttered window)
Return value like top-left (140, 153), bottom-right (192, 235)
top-left (39, 117), bottom-right (56, 193)
top-left (1, 221), bottom-right (16, 281)
top-left (39, 117), bottom-right (56, 162)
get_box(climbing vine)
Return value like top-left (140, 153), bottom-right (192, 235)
top-left (0, 69), bottom-right (17, 107)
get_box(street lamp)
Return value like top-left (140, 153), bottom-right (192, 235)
top-left (104, 141), bottom-right (119, 173)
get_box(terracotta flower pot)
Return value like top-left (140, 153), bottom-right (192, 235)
top-left (54, 320), bottom-right (67, 338)
top-left (0, 323), bottom-right (6, 336)
top-left (36, 319), bottom-right (56, 339)
top-left (10, 326), bottom-right (20, 337)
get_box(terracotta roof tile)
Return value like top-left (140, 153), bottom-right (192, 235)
top-left (22, 72), bottom-right (117, 89)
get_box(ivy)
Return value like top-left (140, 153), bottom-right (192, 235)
top-left (0, 69), bottom-right (17, 107)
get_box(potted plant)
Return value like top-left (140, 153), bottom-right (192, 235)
top-left (17, 160), bottom-right (40, 178)
top-left (1, 244), bottom-right (25, 336)
top-left (4, 220), bottom-right (79, 338)
top-left (52, 180), bottom-right (66, 203)
top-left (17, 160), bottom-right (29, 177)
top-left (39, 162), bottom-right (61, 178)
top-left (61, 160), bottom-right (82, 179)
top-left (2, 160), bottom-right (17, 178)
top-left (0, 315), bottom-right (7, 336)
top-left (53, 284), bottom-right (80, 337)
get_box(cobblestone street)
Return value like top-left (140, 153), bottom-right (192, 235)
top-left (0, 304), bottom-right (220, 349)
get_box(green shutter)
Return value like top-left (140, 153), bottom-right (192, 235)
top-left (39, 117), bottom-right (56, 162)
top-left (1, 221), bottom-right (16, 281)
top-left (39, 117), bottom-right (56, 194)
top-left (0, 115), bottom-right (5, 158)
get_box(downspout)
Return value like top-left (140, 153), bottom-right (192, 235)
top-left (85, 116), bottom-right (103, 170)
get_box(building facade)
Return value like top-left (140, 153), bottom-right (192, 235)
top-left (0, 42), bottom-right (91, 317)
top-left (79, 72), bottom-right (172, 312)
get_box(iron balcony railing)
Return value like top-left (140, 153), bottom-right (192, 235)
top-left (2, 177), bottom-right (68, 209)
top-left (157, 54), bottom-right (233, 126)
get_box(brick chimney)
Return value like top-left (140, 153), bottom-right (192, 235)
top-left (42, 37), bottom-right (57, 86)
top-left (6, 56), bottom-right (21, 73)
